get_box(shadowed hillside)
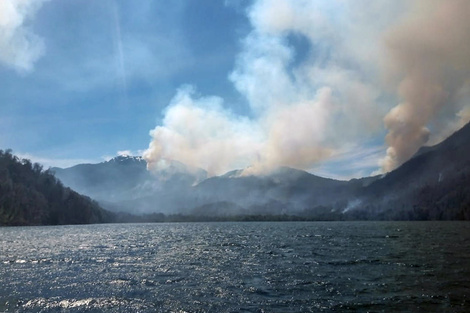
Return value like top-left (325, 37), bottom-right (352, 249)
top-left (0, 150), bottom-right (114, 226)
top-left (353, 122), bottom-right (470, 220)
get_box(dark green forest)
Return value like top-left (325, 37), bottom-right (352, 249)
top-left (0, 150), bottom-right (113, 226)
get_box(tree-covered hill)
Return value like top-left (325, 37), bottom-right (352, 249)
top-left (0, 150), bottom-right (114, 226)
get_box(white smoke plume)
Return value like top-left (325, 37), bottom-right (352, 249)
top-left (380, 0), bottom-right (470, 171)
top-left (0, 0), bottom-right (50, 72)
top-left (145, 0), bottom-right (384, 176)
top-left (144, 85), bottom-right (338, 177)
top-left (145, 0), bottom-right (470, 177)
top-left (144, 86), bottom-right (263, 176)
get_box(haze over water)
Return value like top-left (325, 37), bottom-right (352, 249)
top-left (1, 222), bottom-right (469, 312)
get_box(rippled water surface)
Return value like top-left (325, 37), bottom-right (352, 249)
top-left (1, 222), bottom-right (469, 312)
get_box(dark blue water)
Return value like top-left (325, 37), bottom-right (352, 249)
top-left (1, 222), bottom-right (469, 312)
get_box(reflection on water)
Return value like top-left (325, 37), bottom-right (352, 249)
top-left (0, 222), bottom-right (469, 312)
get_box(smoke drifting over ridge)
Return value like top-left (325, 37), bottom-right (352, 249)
top-left (145, 0), bottom-right (470, 176)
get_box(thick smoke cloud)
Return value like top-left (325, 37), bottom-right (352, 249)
top-left (0, 0), bottom-right (50, 72)
top-left (145, 0), bottom-right (470, 176)
top-left (145, 0), bottom-right (383, 176)
top-left (144, 86), bottom-right (262, 176)
top-left (381, 0), bottom-right (470, 171)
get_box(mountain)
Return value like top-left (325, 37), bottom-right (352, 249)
top-left (4, 122), bottom-right (468, 225)
top-left (52, 155), bottom-right (207, 214)
top-left (50, 122), bottom-right (470, 220)
top-left (53, 155), bottom-right (359, 216)
top-left (190, 166), bottom-right (384, 219)
top-left (371, 122), bottom-right (470, 195)
top-left (0, 150), bottom-right (113, 226)
top-left (52, 155), bottom-right (152, 203)
top-left (192, 167), bottom-right (362, 214)
top-left (354, 122), bottom-right (470, 220)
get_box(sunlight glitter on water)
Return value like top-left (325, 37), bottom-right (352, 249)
top-left (1, 222), bottom-right (469, 312)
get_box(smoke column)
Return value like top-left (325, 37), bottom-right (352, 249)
top-left (381, 0), bottom-right (470, 171)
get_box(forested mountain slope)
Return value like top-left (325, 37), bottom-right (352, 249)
top-left (354, 122), bottom-right (470, 220)
top-left (0, 150), bottom-right (113, 226)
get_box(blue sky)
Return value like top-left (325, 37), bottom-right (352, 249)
top-left (1, 0), bottom-right (469, 179)
top-left (0, 1), bottom-right (249, 162)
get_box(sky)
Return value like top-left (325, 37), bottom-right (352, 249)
top-left (1, 0), bottom-right (469, 180)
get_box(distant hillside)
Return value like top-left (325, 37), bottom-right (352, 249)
top-left (53, 155), bottom-right (377, 217)
top-left (192, 167), bottom-right (374, 215)
top-left (0, 150), bottom-right (114, 226)
top-left (53, 156), bottom-right (207, 214)
top-left (52, 156), bottom-right (153, 203)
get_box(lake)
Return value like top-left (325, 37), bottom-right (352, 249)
top-left (1, 222), bottom-right (469, 312)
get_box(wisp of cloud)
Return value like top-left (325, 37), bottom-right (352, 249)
top-left (0, 0), bottom-right (50, 72)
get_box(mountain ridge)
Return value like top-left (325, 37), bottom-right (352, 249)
top-left (51, 122), bottom-right (470, 220)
